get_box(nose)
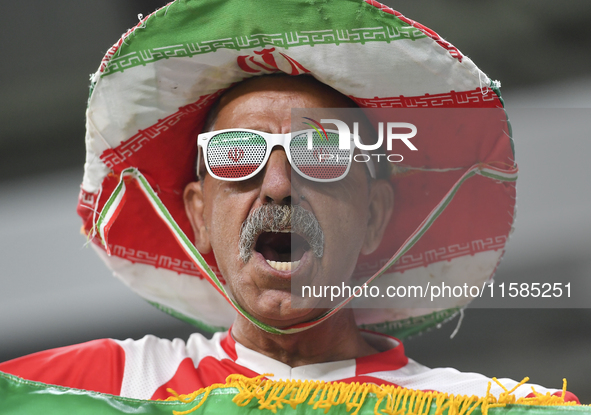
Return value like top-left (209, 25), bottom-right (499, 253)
top-left (260, 148), bottom-right (294, 205)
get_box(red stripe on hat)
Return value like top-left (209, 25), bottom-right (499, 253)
top-left (350, 88), bottom-right (501, 109)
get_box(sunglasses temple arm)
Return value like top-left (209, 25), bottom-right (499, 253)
top-left (196, 144), bottom-right (204, 181)
top-left (360, 149), bottom-right (377, 179)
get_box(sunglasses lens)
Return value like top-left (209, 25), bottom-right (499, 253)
top-left (206, 132), bottom-right (267, 179)
top-left (290, 131), bottom-right (351, 181)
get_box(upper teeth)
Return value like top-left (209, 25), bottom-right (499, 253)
top-left (266, 260), bottom-right (300, 271)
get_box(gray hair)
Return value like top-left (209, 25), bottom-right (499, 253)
top-left (239, 204), bottom-right (324, 263)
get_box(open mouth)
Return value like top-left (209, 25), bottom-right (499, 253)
top-left (255, 230), bottom-right (310, 272)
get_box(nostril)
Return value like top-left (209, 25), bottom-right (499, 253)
top-left (265, 195), bottom-right (291, 205)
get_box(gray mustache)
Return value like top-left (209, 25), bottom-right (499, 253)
top-left (239, 204), bottom-right (324, 263)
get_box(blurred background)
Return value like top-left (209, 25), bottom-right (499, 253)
top-left (1, 0), bottom-right (590, 402)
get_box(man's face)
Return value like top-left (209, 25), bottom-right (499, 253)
top-left (184, 76), bottom-right (393, 328)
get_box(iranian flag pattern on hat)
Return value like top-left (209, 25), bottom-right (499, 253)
top-left (77, 0), bottom-right (515, 337)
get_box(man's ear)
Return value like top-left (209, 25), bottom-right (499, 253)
top-left (361, 180), bottom-right (394, 255)
top-left (184, 181), bottom-right (212, 254)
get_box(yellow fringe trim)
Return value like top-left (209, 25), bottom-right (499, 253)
top-left (162, 375), bottom-right (579, 415)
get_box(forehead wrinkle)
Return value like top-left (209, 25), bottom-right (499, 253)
top-left (207, 75), bottom-right (358, 134)
top-left (217, 95), bottom-right (296, 133)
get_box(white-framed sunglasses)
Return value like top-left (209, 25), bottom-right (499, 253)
top-left (197, 129), bottom-right (376, 182)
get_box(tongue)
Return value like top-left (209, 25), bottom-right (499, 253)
top-left (258, 244), bottom-right (285, 262)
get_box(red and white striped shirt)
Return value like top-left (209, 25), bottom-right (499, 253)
top-left (0, 330), bottom-right (578, 403)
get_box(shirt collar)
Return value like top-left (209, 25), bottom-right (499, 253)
top-left (220, 329), bottom-right (408, 381)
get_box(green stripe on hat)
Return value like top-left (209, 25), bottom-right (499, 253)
top-left (102, 0), bottom-right (426, 76)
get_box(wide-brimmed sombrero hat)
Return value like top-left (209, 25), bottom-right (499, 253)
top-left (77, 0), bottom-right (516, 338)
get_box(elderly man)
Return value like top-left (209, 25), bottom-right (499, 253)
top-left (0, 0), bottom-right (581, 411)
top-left (183, 74), bottom-right (395, 367)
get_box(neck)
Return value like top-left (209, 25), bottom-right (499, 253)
top-left (231, 309), bottom-right (379, 367)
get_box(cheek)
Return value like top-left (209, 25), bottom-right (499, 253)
top-left (203, 185), bottom-right (256, 276)
top-left (314, 174), bottom-right (370, 241)
top-left (316, 197), bottom-right (369, 269)
top-left (334, 206), bottom-right (368, 249)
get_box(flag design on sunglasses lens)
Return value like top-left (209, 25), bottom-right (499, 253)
top-left (290, 132), bottom-right (351, 180)
top-left (207, 132), bottom-right (267, 179)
